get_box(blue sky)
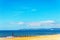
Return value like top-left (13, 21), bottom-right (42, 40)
top-left (0, 0), bottom-right (60, 30)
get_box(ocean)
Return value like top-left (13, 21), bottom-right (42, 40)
top-left (0, 28), bottom-right (60, 37)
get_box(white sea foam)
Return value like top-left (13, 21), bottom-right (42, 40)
top-left (0, 36), bottom-right (14, 39)
top-left (6, 36), bottom-right (14, 38)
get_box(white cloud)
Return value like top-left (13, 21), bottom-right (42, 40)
top-left (27, 22), bottom-right (41, 26)
top-left (11, 20), bottom-right (55, 26)
top-left (27, 20), bottom-right (55, 26)
top-left (40, 20), bottom-right (55, 23)
top-left (9, 20), bottom-right (60, 27)
top-left (9, 22), bottom-right (24, 25)
top-left (17, 22), bottom-right (24, 25)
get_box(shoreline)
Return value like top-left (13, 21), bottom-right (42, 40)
top-left (0, 34), bottom-right (60, 40)
top-left (0, 33), bottom-right (60, 37)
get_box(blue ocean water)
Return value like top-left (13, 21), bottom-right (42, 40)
top-left (0, 28), bottom-right (60, 37)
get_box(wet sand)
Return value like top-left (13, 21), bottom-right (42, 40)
top-left (0, 34), bottom-right (60, 40)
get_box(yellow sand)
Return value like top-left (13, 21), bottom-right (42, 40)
top-left (0, 34), bottom-right (60, 40)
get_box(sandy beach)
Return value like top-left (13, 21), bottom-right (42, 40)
top-left (0, 34), bottom-right (60, 40)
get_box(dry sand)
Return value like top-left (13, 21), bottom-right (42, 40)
top-left (0, 34), bottom-right (60, 40)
